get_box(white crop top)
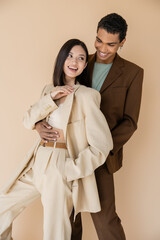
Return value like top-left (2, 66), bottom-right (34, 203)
top-left (47, 104), bottom-right (63, 129)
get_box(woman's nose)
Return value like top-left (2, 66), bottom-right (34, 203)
top-left (71, 58), bottom-right (77, 65)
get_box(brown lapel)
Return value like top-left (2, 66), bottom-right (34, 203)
top-left (88, 53), bottom-right (125, 93)
top-left (87, 54), bottom-right (96, 86)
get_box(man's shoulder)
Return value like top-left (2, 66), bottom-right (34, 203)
top-left (118, 55), bottom-right (143, 72)
top-left (88, 53), bottom-right (143, 72)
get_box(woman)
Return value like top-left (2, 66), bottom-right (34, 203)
top-left (0, 39), bottom-right (113, 240)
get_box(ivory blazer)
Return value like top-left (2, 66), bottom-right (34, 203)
top-left (1, 84), bottom-right (113, 216)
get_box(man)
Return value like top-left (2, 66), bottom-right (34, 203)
top-left (35, 13), bottom-right (143, 240)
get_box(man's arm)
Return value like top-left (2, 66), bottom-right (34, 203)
top-left (111, 68), bottom-right (144, 154)
top-left (35, 120), bottom-right (59, 143)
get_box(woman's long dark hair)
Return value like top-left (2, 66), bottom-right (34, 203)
top-left (53, 39), bottom-right (89, 87)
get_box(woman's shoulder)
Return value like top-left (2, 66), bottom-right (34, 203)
top-left (77, 85), bottom-right (100, 97)
top-left (75, 85), bottom-right (101, 104)
top-left (41, 83), bottom-right (54, 96)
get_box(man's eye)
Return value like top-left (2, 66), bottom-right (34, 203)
top-left (96, 38), bottom-right (101, 43)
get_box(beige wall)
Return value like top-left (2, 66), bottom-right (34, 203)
top-left (0, 0), bottom-right (160, 239)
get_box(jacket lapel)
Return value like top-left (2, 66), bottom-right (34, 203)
top-left (87, 54), bottom-right (96, 86)
top-left (45, 83), bottom-right (80, 140)
top-left (61, 84), bottom-right (80, 140)
top-left (100, 54), bottom-right (124, 93)
top-left (88, 53), bottom-right (124, 93)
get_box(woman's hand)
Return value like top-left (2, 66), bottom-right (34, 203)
top-left (50, 85), bottom-right (74, 100)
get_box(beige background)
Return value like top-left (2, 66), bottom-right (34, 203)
top-left (0, 0), bottom-right (160, 239)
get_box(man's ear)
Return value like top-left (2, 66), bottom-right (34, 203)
top-left (120, 38), bottom-right (126, 47)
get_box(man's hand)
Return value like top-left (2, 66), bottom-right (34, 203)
top-left (35, 120), bottom-right (59, 143)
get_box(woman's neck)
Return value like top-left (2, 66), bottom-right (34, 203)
top-left (64, 77), bottom-right (75, 86)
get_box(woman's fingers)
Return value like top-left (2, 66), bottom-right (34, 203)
top-left (57, 85), bottom-right (74, 94)
top-left (51, 86), bottom-right (74, 100)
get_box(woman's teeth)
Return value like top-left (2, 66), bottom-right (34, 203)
top-left (68, 66), bottom-right (78, 71)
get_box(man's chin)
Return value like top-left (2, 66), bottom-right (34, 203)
top-left (96, 52), bottom-right (115, 64)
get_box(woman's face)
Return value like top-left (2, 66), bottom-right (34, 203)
top-left (63, 45), bottom-right (87, 84)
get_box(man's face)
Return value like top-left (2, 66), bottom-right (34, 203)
top-left (94, 28), bottom-right (125, 64)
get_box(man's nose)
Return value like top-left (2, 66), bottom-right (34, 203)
top-left (99, 44), bottom-right (108, 53)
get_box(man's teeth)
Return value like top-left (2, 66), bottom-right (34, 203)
top-left (99, 52), bottom-right (107, 56)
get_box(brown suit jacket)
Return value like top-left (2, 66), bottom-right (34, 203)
top-left (87, 53), bottom-right (144, 173)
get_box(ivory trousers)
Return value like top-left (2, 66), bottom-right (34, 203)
top-left (0, 146), bottom-right (73, 240)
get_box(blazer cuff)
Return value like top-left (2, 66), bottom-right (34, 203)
top-left (40, 93), bottom-right (58, 115)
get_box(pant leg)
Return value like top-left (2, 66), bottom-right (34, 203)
top-left (70, 211), bottom-right (82, 240)
top-left (70, 164), bottom-right (126, 240)
top-left (91, 164), bottom-right (126, 240)
top-left (0, 168), bottom-right (40, 240)
top-left (33, 146), bottom-right (73, 240)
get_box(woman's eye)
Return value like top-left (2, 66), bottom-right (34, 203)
top-left (79, 57), bottom-right (84, 61)
top-left (68, 54), bottom-right (72, 58)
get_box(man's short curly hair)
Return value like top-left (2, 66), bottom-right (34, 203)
top-left (97, 13), bottom-right (128, 42)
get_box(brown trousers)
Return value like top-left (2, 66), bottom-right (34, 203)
top-left (71, 164), bottom-right (126, 240)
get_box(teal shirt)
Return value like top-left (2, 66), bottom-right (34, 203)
top-left (92, 62), bottom-right (112, 91)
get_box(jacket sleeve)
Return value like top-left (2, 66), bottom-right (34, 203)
top-left (23, 86), bottom-right (58, 130)
top-left (111, 68), bottom-right (143, 154)
top-left (65, 90), bottom-right (113, 182)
